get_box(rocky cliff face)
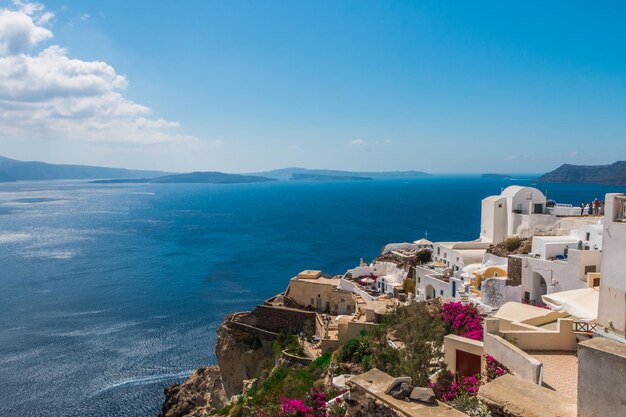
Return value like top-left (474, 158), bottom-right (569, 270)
top-left (215, 319), bottom-right (274, 398)
top-left (159, 366), bottom-right (228, 417)
top-left (538, 161), bottom-right (626, 186)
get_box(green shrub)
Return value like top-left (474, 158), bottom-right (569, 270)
top-left (504, 237), bottom-right (522, 252)
top-left (338, 338), bottom-right (370, 363)
top-left (313, 352), bottom-right (332, 369)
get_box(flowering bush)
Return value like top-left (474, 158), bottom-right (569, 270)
top-left (441, 302), bottom-right (484, 341)
top-left (483, 354), bottom-right (509, 382)
top-left (430, 373), bottom-right (481, 402)
top-left (254, 388), bottom-right (331, 417)
top-left (326, 397), bottom-right (347, 417)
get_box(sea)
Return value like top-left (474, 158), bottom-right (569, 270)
top-left (0, 176), bottom-right (621, 417)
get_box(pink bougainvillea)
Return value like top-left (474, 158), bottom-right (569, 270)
top-left (430, 373), bottom-right (481, 402)
top-left (441, 302), bottom-right (484, 341)
top-left (484, 354), bottom-right (509, 382)
top-left (254, 387), bottom-right (346, 417)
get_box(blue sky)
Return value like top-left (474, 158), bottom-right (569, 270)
top-left (0, 1), bottom-right (625, 173)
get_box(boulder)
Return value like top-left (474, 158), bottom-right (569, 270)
top-left (390, 382), bottom-right (413, 400)
top-left (409, 387), bottom-right (436, 404)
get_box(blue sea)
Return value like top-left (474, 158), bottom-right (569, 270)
top-left (0, 177), bottom-right (621, 417)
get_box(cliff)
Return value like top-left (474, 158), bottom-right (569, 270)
top-left (215, 316), bottom-right (275, 397)
top-left (538, 161), bottom-right (626, 186)
top-left (159, 366), bottom-right (228, 417)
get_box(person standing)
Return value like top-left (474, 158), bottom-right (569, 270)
top-left (588, 202), bottom-right (593, 215)
top-left (600, 200), bottom-right (605, 216)
top-left (580, 201), bottom-right (586, 215)
top-left (593, 198), bottom-right (600, 215)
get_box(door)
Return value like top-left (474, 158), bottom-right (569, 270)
top-left (456, 350), bottom-right (481, 377)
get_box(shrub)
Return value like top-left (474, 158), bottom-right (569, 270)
top-left (441, 302), bottom-right (484, 341)
top-left (483, 354), bottom-right (509, 382)
top-left (338, 338), bottom-right (369, 363)
top-left (367, 300), bottom-right (445, 386)
top-left (416, 248), bottom-right (433, 264)
top-left (402, 278), bottom-right (416, 295)
top-left (503, 236), bottom-right (522, 252)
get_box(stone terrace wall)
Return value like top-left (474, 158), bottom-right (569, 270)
top-left (345, 387), bottom-right (401, 417)
top-left (251, 304), bottom-right (317, 334)
top-left (507, 257), bottom-right (522, 286)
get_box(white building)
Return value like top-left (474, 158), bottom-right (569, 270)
top-left (514, 224), bottom-right (603, 306)
top-left (597, 193), bottom-right (626, 341)
top-left (480, 186), bottom-right (553, 243)
top-left (431, 241), bottom-right (491, 272)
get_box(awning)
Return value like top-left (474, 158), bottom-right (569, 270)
top-left (541, 288), bottom-right (599, 322)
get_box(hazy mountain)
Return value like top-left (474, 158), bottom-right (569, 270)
top-left (151, 172), bottom-right (276, 184)
top-left (91, 172), bottom-right (276, 184)
top-left (538, 161), bottom-right (626, 186)
top-left (251, 167), bottom-right (430, 180)
top-left (0, 155), bottom-right (165, 182)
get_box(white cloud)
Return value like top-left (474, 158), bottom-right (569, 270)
top-left (348, 139), bottom-right (367, 146)
top-left (0, 7), bottom-right (52, 55)
top-left (0, 2), bottom-right (199, 146)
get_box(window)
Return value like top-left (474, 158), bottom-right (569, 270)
top-left (440, 290), bottom-right (444, 296)
top-left (456, 257), bottom-right (459, 262)
top-left (584, 265), bottom-right (597, 274)
top-left (437, 247), bottom-right (441, 255)
top-left (444, 253), bottom-right (447, 259)
top-left (585, 232), bottom-right (591, 241)
top-left (498, 203), bottom-right (503, 208)
top-left (494, 272), bottom-right (498, 277)
top-left (418, 277), bottom-right (421, 283)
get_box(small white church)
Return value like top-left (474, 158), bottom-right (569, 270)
top-left (480, 185), bottom-right (551, 244)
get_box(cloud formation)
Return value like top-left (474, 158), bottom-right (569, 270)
top-left (0, 1), bottom-right (197, 145)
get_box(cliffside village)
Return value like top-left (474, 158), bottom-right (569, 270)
top-left (199, 186), bottom-right (626, 417)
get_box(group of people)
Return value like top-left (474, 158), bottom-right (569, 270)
top-left (580, 198), bottom-right (604, 216)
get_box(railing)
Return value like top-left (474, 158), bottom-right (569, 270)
top-left (574, 322), bottom-right (597, 333)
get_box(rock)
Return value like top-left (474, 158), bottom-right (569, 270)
top-left (158, 365), bottom-right (228, 417)
top-left (409, 387), bottom-right (436, 404)
top-left (215, 320), bottom-right (273, 397)
top-left (390, 382), bottom-right (413, 400)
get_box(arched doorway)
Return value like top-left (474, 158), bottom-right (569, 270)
top-left (531, 272), bottom-right (548, 305)
top-left (339, 298), bottom-right (346, 315)
top-left (425, 284), bottom-right (435, 300)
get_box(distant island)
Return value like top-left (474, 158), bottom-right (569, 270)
top-left (251, 167), bottom-right (430, 180)
top-left (538, 161), bottom-right (626, 186)
top-left (290, 173), bottom-right (372, 181)
top-left (0, 156), bottom-right (432, 184)
top-left (91, 172), bottom-right (276, 184)
top-left (0, 155), bottom-right (164, 182)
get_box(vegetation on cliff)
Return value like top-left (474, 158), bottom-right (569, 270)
top-left (173, 300), bottom-right (506, 417)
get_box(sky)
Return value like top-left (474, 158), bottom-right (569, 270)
top-left (0, 0), bottom-right (625, 173)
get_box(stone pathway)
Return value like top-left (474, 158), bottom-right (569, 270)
top-left (527, 350), bottom-right (578, 400)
